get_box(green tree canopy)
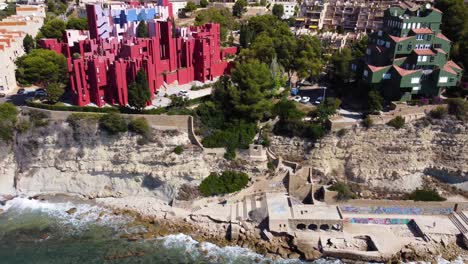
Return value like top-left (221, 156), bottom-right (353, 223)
top-left (0, 103), bottom-right (18, 141)
top-left (229, 59), bottom-right (274, 120)
top-left (351, 35), bottom-right (368, 58)
top-left (15, 49), bottom-right (68, 86)
top-left (272, 4), bottom-right (284, 19)
top-left (195, 7), bottom-right (237, 41)
top-left (184, 1), bottom-right (197, 12)
top-left (330, 47), bottom-right (354, 84)
top-left (46, 82), bottom-right (65, 104)
top-left (40, 18), bottom-right (66, 40)
top-left (128, 69), bottom-right (151, 111)
top-left (200, 0), bottom-right (209, 8)
top-left (23, 34), bottom-right (35, 53)
top-left (100, 113), bottom-right (128, 134)
top-left (293, 35), bottom-right (323, 80)
top-left (367, 90), bottom-right (384, 113)
top-left (232, 0), bottom-right (247, 18)
top-left (66, 17), bottom-right (88, 30)
top-left (136, 21), bottom-right (149, 37)
top-left (199, 171), bottom-right (249, 196)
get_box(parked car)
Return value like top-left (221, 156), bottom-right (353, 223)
top-left (0, 93), bottom-right (6, 98)
top-left (314, 96), bottom-right (323, 105)
top-left (292, 95), bottom-right (301, 102)
top-left (35, 89), bottom-right (47, 97)
top-left (17, 88), bottom-right (26, 95)
top-left (300, 96), bottom-right (310, 104)
top-left (178, 90), bottom-right (188, 96)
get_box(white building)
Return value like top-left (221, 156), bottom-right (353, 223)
top-left (0, 5), bottom-right (45, 94)
top-left (270, 0), bottom-right (297, 19)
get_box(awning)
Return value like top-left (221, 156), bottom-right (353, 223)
top-left (309, 25), bottom-right (318, 29)
top-left (295, 18), bottom-right (305, 21)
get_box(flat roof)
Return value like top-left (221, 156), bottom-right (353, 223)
top-left (292, 204), bottom-right (342, 220)
top-left (266, 193), bottom-right (292, 221)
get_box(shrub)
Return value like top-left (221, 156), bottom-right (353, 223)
top-left (129, 117), bottom-right (150, 136)
top-left (28, 109), bottom-right (50, 127)
top-left (361, 116), bottom-right (373, 128)
top-left (26, 100), bottom-right (119, 113)
top-left (99, 113), bottom-right (127, 134)
top-left (387, 116), bottom-right (405, 129)
top-left (173, 145), bottom-right (184, 155)
top-left (329, 182), bottom-right (356, 201)
top-left (429, 106), bottom-right (447, 119)
top-left (15, 119), bottom-right (31, 133)
top-left (202, 121), bottom-right (257, 151)
top-left (267, 161), bottom-right (275, 171)
top-left (0, 103), bottom-right (18, 141)
top-left (447, 98), bottom-right (468, 120)
top-left (199, 171), bottom-right (249, 196)
top-left (406, 188), bottom-right (446, 202)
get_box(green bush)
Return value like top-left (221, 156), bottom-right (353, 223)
top-left (173, 145), bottom-right (184, 155)
top-left (429, 106), bottom-right (448, 119)
top-left (129, 117), bottom-right (150, 136)
top-left (15, 119), bottom-right (31, 133)
top-left (28, 109), bottom-right (50, 127)
top-left (26, 100), bottom-right (119, 113)
top-left (362, 116), bottom-right (373, 128)
top-left (329, 182), bottom-right (356, 201)
top-left (99, 113), bottom-right (128, 134)
top-left (406, 188), bottom-right (446, 202)
top-left (447, 98), bottom-right (468, 120)
top-left (387, 116), bottom-right (405, 129)
top-left (202, 121), bottom-right (257, 152)
top-left (199, 171), bottom-right (249, 196)
top-left (0, 103), bottom-right (18, 141)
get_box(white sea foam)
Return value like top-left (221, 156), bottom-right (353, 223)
top-left (0, 196), bottom-right (131, 230)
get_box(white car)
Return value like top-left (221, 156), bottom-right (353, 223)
top-left (314, 96), bottom-right (323, 105)
top-left (292, 95), bottom-right (302, 102)
top-left (300, 96), bottom-right (310, 104)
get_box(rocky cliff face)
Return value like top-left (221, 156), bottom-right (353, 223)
top-left (0, 119), bottom-right (216, 201)
top-left (306, 118), bottom-right (468, 191)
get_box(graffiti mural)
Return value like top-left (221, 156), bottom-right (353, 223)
top-left (340, 206), bottom-right (453, 215)
top-left (344, 218), bottom-right (411, 225)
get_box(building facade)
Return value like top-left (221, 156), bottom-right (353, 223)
top-left (300, 0), bottom-right (434, 32)
top-left (353, 3), bottom-right (463, 100)
top-left (270, 0), bottom-right (297, 19)
top-left (0, 5), bottom-right (45, 94)
top-left (40, 2), bottom-right (236, 107)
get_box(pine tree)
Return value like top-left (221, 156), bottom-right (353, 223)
top-left (128, 69), bottom-right (151, 111)
top-left (136, 21), bottom-right (149, 38)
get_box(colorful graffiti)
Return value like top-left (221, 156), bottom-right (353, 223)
top-left (340, 206), bottom-right (453, 215)
top-left (344, 218), bottom-right (411, 225)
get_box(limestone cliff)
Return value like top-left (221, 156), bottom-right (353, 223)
top-left (0, 119), bottom-right (216, 201)
top-left (305, 118), bottom-right (468, 191)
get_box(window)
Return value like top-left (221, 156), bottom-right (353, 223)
top-left (449, 77), bottom-right (454, 83)
top-left (427, 35), bottom-right (431, 41)
top-left (412, 86), bottom-right (421, 91)
top-left (351, 64), bottom-right (357, 71)
top-left (366, 48), bottom-right (371, 55)
top-left (417, 23), bottom-right (421, 28)
top-left (416, 34), bottom-right (424, 40)
top-left (412, 23), bottom-right (416, 29)
top-left (430, 56), bottom-right (434, 62)
top-left (383, 73), bottom-right (391, 79)
top-left (397, 44), bottom-right (402, 51)
top-left (417, 56), bottom-right (422, 62)
top-left (407, 44), bottom-right (412, 51)
top-left (424, 44), bottom-right (431, 49)
top-left (385, 41), bottom-right (390, 48)
top-left (96, 68), bottom-right (100, 73)
top-left (411, 77), bottom-right (420, 84)
top-left (363, 70), bottom-right (368, 77)
top-left (422, 56), bottom-right (427, 62)
top-left (439, 76), bottom-right (448, 83)
top-left (403, 23), bottom-right (407, 29)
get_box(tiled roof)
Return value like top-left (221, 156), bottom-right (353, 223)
top-left (414, 49), bottom-right (435, 55)
top-left (435, 48), bottom-right (446, 54)
top-left (411, 28), bottom-right (433, 34)
top-left (393, 65), bottom-right (420, 76)
top-left (446, 60), bottom-right (462, 71)
top-left (442, 63), bottom-right (457, 75)
top-left (436, 33), bottom-right (451, 42)
top-left (388, 34), bottom-right (413, 43)
top-left (367, 64), bottom-right (390, 72)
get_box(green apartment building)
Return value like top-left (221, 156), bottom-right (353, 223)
top-left (353, 3), bottom-right (463, 101)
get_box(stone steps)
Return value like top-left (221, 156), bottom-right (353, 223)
top-left (449, 213), bottom-right (468, 234)
top-left (457, 211), bottom-right (468, 226)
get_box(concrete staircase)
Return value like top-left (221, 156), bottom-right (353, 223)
top-left (230, 195), bottom-right (263, 222)
top-left (449, 212), bottom-right (468, 234)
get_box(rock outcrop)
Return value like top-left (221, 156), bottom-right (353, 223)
top-left (305, 118), bottom-right (468, 191)
top-left (0, 119), bottom-right (217, 200)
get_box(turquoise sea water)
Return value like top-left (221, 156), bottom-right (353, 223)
top-left (0, 197), bottom-right (340, 264)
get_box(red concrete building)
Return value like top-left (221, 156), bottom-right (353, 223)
top-left (40, 2), bottom-right (236, 107)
